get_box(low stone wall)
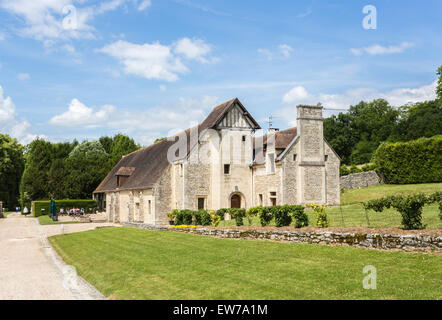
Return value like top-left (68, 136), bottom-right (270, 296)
top-left (340, 170), bottom-right (382, 190)
top-left (123, 222), bottom-right (441, 253)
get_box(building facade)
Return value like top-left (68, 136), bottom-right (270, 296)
top-left (94, 98), bottom-right (340, 225)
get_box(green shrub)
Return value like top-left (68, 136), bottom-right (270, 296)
top-left (290, 205), bottom-right (308, 228)
top-left (363, 192), bottom-right (442, 230)
top-left (167, 209), bottom-right (179, 221)
top-left (32, 200), bottom-right (97, 217)
top-left (274, 205), bottom-right (292, 227)
top-left (228, 208), bottom-right (246, 226)
top-left (174, 209), bottom-right (193, 225)
top-left (215, 208), bottom-right (228, 221)
top-left (199, 209), bottom-right (211, 226)
top-left (339, 165), bottom-right (350, 177)
top-left (259, 206), bottom-right (273, 226)
top-left (192, 210), bottom-right (202, 225)
top-left (246, 206), bottom-right (262, 225)
top-left (373, 135), bottom-right (442, 184)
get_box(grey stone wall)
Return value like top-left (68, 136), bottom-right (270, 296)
top-left (124, 222), bottom-right (441, 253)
top-left (340, 171), bottom-right (382, 190)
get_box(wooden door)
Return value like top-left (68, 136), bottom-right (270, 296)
top-left (231, 194), bottom-right (241, 208)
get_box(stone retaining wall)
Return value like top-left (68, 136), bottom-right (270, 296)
top-left (123, 222), bottom-right (441, 253)
top-left (340, 170), bottom-right (382, 190)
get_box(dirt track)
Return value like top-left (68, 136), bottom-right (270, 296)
top-left (0, 212), bottom-right (116, 300)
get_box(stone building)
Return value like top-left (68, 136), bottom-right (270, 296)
top-left (93, 98), bottom-right (340, 225)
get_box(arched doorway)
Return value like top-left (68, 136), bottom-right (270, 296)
top-left (231, 194), bottom-right (241, 208)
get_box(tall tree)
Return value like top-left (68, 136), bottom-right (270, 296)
top-left (324, 99), bottom-right (399, 164)
top-left (64, 141), bottom-right (110, 199)
top-left (109, 134), bottom-right (140, 167)
top-left (393, 100), bottom-right (442, 141)
top-left (0, 134), bottom-right (24, 209)
top-left (20, 139), bottom-right (54, 207)
top-left (437, 65), bottom-right (442, 100)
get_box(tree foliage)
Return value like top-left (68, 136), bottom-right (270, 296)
top-left (20, 134), bottom-right (140, 205)
top-left (324, 99), bottom-right (399, 164)
top-left (437, 65), bottom-right (442, 100)
top-left (0, 134), bottom-right (24, 208)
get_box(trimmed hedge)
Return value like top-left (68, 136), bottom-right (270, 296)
top-left (172, 209), bottom-right (212, 226)
top-left (373, 135), bottom-right (442, 184)
top-left (363, 192), bottom-right (441, 230)
top-left (32, 199), bottom-right (98, 217)
top-left (252, 205), bottom-right (308, 228)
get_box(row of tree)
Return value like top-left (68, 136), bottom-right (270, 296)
top-left (324, 66), bottom-right (442, 165)
top-left (0, 134), bottom-right (139, 209)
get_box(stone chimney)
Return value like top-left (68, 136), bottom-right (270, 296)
top-left (297, 103), bottom-right (324, 164)
top-left (296, 103), bottom-right (326, 204)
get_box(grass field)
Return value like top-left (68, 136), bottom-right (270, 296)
top-left (49, 227), bottom-right (442, 300)
top-left (340, 183), bottom-right (442, 204)
top-left (222, 183), bottom-right (442, 229)
top-left (37, 215), bottom-right (80, 225)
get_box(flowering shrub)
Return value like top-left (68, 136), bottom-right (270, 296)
top-left (307, 203), bottom-right (329, 228)
top-left (208, 210), bottom-right (221, 227)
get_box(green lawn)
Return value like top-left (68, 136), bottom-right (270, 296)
top-left (223, 203), bottom-right (441, 229)
top-left (340, 183), bottom-right (442, 204)
top-left (222, 183), bottom-right (442, 229)
top-left (49, 227), bottom-right (442, 300)
top-left (38, 215), bottom-right (80, 225)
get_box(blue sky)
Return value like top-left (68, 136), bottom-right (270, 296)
top-left (0, 0), bottom-right (441, 145)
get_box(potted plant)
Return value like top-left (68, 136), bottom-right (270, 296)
top-left (167, 210), bottom-right (178, 225)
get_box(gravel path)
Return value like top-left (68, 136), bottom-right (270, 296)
top-left (0, 212), bottom-right (118, 300)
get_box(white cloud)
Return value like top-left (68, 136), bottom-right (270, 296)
top-left (279, 81), bottom-right (437, 126)
top-left (278, 44), bottom-right (293, 58)
top-left (174, 37), bottom-right (212, 63)
top-left (49, 98), bottom-right (116, 127)
top-left (351, 42), bottom-right (414, 56)
top-left (49, 95), bottom-right (219, 145)
top-left (17, 73), bottom-right (30, 81)
top-left (282, 86), bottom-right (309, 104)
top-left (0, 0), bottom-right (133, 41)
top-left (99, 40), bottom-right (188, 82)
top-left (257, 48), bottom-right (273, 60)
top-left (99, 38), bottom-right (215, 82)
top-left (258, 44), bottom-right (294, 60)
top-left (138, 0), bottom-right (151, 11)
top-left (0, 86), bottom-right (44, 144)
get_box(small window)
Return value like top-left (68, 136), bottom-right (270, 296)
top-left (179, 164), bottom-right (183, 176)
top-left (270, 191), bottom-right (276, 196)
top-left (224, 164), bottom-right (230, 175)
top-left (293, 154), bottom-right (297, 162)
top-left (198, 198), bottom-right (205, 210)
top-left (258, 194), bottom-right (263, 206)
top-left (148, 200), bottom-right (151, 215)
top-left (242, 135), bottom-right (246, 142)
top-left (324, 155), bottom-right (328, 162)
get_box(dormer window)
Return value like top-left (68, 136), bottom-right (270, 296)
top-left (115, 167), bottom-right (135, 188)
